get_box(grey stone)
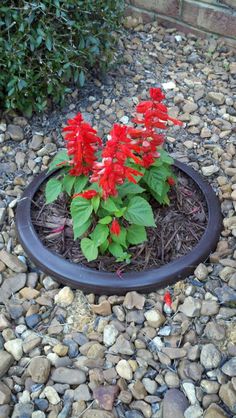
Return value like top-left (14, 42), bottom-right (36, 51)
top-left (163, 389), bottom-right (189, 418)
top-left (179, 296), bottom-right (201, 317)
top-left (184, 405), bottom-right (203, 418)
top-left (207, 92), bottom-right (225, 105)
top-left (0, 273), bottom-right (26, 302)
top-left (200, 344), bottom-right (221, 369)
top-left (0, 351), bottom-right (14, 378)
top-left (219, 381), bottom-right (236, 413)
top-left (28, 357), bottom-right (51, 383)
top-left (30, 134), bottom-right (44, 150)
top-left (103, 324), bottom-right (119, 346)
top-left (0, 381), bottom-right (11, 405)
top-left (204, 322), bottom-right (226, 341)
top-left (110, 334), bottom-right (134, 355)
top-left (74, 384), bottom-right (91, 401)
top-left (0, 208), bottom-right (6, 225)
top-left (222, 358), bottom-right (236, 377)
top-left (51, 367), bottom-right (86, 384)
top-left (11, 403), bottom-right (34, 418)
top-left (204, 402), bottom-right (228, 417)
top-left (0, 405), bottom-right (10, 418)
top-left (201, 301), bottom-right (219, 316)
top-left (7, 124), bottom-right (24, 141)
top-left (215, 285), bottom-right (236, 305)
top-left (4, 338), bottom-right (23, 360)
top-left (126, 310), bottom-right (145, 324)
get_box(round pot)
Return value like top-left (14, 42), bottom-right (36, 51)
top-left (16, 161), bottom-right (222, 295)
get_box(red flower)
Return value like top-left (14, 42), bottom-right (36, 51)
top-left (129, 88), bottom-right (183, 169)
top-left (149, 87), bottom-right (165, 102)
top-left (91, 124), bottom-right (143, 199)
top-left (110, 219), bottom-right (121, 236)
top-left (72, 190), bottom-right (98, 199)
top-left (136, 101), bottom-right (153, 114)
top-left (167, 177), bottom-right (175, 186)
top-left (63, 112), bottom-right (102, 176)
top-left (164, 291), bottom-right (172, 307)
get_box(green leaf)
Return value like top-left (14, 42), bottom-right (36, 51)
top-left (46, 36), bottom-right (52, 51)
top-left (79, 70), bottom-right (85, 87)
top-left (81, 238), bottom-right (98, 261)
top-left (150, 182), bottom-right (170, 205)
top-left (98, 215), bottom-right (112, 225)
top-left (114, 208), bottom-right (127, 218)
top-left (90, 224), bottom-right (109, 246)
top-left (101, 198), bottom-right (119, 213)
top-left (127, 224), bottom-right (147, 245)
top-left (91, 195), bottom-right (100, 213)
top-left (109, 242), bottom-right (124, 258)
top-left (124, 196), bottom-right (156, 227)
top-left (158, 148), bottom-right (174, 164)
top-left (143, 165), bottom-right (171, 196)
top-left (111, 227), bottom-right (127, 248)
top-left (100, 239), bottom-right (109, 254)
top-left (116, 252), bottom-right (132, 263)
top-left (70, 197), bottom-right (93, 227)
top-left (73, 176), bottom-right (88, 193)
top-left (45, 178), bottom-right (62, 204)
top-left (62, 175), bottom-right (75, 195)
top-left (73, 219), bottom-right (91, 240)
top-left (18, 79), bottom-right (27, 91)
top-left (118, 182), bottom-right (145, 198)
top-left (48, 150), bottom-right (69, 172)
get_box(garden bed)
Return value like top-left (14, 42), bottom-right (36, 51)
top-left (32, 168), bottom-right (208, 273)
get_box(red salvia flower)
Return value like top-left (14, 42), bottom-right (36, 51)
top-left (167, 177), bottom-right (175, 186)
top-left (163, 291), bottom-right (172, 307)
top-left (136, 101), bottom-right (153, 113)
top-left (72, 190), bottom-right (98, 199)
top-left (149, 87), bottom-right (166, 102)
top-left (91, 124), bottom-right (143, 198)
top-left (110, 219), bottom-right (121, 236)
top-left (127, 88), bottom-right (183, 169)
top-left (63, 112), bottom-right (102, 176)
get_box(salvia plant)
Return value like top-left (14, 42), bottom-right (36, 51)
top-left (46, 88), bottom-right (182, 263)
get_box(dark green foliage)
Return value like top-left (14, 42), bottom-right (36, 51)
top-left (0, 0), bottom-right (124, 115)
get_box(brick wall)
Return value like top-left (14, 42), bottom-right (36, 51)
top-left (126, 0), bottom-right (236, 47)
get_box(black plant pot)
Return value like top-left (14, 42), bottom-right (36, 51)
top-left (16, 161), bottom-right (222, 295)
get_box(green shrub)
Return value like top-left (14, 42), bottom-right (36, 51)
top-left (0, 0), bottom-right (124, 115)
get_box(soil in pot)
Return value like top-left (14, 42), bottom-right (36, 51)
top-left (31, 168), bottom-right (208, 273)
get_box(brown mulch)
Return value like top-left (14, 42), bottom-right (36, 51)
top-left (31, 171), bottom-right (208, 273)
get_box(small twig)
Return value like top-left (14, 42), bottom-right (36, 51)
top-left (77, 401), bottom-right (95, 417)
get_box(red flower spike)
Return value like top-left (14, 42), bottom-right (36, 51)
top-left (91, 124), bottom-right (143, 199)
top-left (167, 177), bottom-right (175, 186)
top-left (72, 190), bottom-right (98, 199)
top-left (110, 219), bottom-right (121, 236)
top-left (164, 291), bottom-right (172, 307)
top-left (63, 112), bottom-right (102, 176)
top-left (128, 87), bottom-right (183, 169)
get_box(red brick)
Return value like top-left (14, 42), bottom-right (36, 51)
top-left (198, 0), bottom-right (219, 4)
top-left (220, 0), bottom-right (236, 8)
top-left (182, 0), bottom-right (236, 38)
top-left (130, 0), bottom-right (156, 12)
top-left (131, 0), bottom-right (180, 17)
top-left (125, 5), bottom-right (155, 23)
top-left (156, 15), bottom-right (236, 48)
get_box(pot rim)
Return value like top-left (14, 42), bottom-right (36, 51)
top-left (16, 161), bottom-right (222, 294)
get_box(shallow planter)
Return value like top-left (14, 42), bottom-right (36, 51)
top-left (16, 161), bottom-right (222, 295)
